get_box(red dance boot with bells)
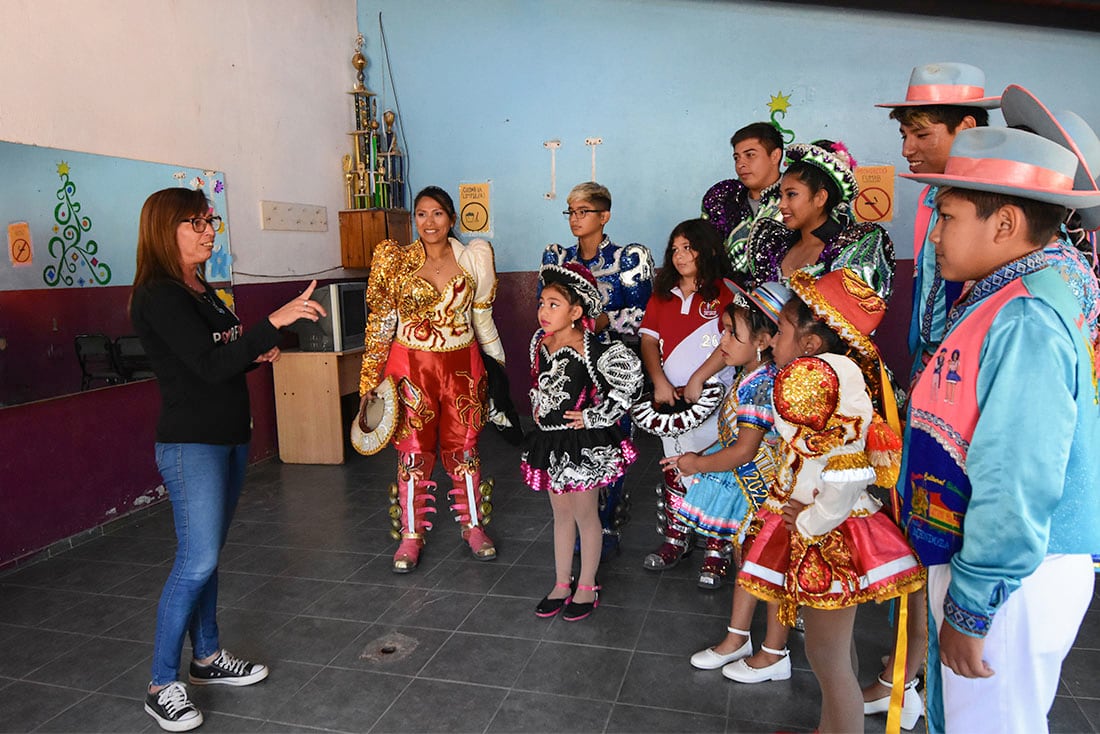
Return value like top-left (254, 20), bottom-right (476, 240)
top-left (446, 451), bottom-right (497, 561)
top-left (389, 453), bottom-right (437, 573)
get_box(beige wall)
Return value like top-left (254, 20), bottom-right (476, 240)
top-left (0, 0), bottom-right (358, 284)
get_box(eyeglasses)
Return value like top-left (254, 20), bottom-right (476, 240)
top-left (181, 216), bottom-right (222, 233)
top-left (562, 208), bottom-right (607, 219)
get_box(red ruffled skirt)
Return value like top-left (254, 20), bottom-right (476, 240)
top-left (737, 505), bottom-right (925, 626)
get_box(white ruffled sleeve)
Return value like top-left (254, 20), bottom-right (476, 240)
top-left (582, 340), bottom-right (644, 429)
top-left (457, 237), bottom-right (506, 366)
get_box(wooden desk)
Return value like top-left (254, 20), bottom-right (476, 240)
top-left (272, 347), bottom-right (364, 464)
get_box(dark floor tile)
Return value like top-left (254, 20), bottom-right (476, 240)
top-left (1075, 609), bottom-right (1100, 650)
top-left (232, 577), bottom-right (342, 615)
top-left (1050, 694), bottom-right (1093, 734)
top-left (213, 570), bottom-right (273, 606)
top-left (179, 709), bottom-right (266, 733)
top-left (263, 615), bottom-right (368, 665)
top-left (590, 568), bottom-right (659, 609)
top-left (34, 691), bottom-right (156, 732)
top-left (727, 667), bottom-right (823, 731)
top-left (368, 678), bottom-right (506, 733)
top-left (106, 510), bottom-right (176, 540)
top-left (37, 592), bottom-right (151, 636)
top-left (219, 545), bottom-right (296, 576)
top-left (617, 650), bottom-right (730, 718)
top-left (189, 660), bottom-right (322, 721)
top-left (211, 607), bottom-right (297, 651)
top-left (514, 641), bottom-right (631, 700)
top-left (650, 575), bottom-right (735, 617)
top-left (605, 702), bottom-right (726, 733)
top-left (0, 627), bottom-right (90, 679)
top-left (375, 588), bottom-right (482, 631)
top-left (102, 602), bottom-right (160, 643)
top-left (330, 624), bottom-right (450, 678)
top-left (345, 555), bottom-right (442, 589)
top-left (279, 550), bottom-right (372, 582)
top-left (67, 534), bottom-right (175, 566)
top-left (1063, 647), bottom-right (1100, 698)
top-left (636, 608), bottom-right (726, 656)
top-left (482, 511), bottom-right (549, 542)
top-left (458, 595), bottom-right (550, 641)
top-left (542, 604), bottom-right (646, 650)
top-left (0, 586), bottom-right (95, 626)
top-left (487, 690), bottom-right (611, 733)
top-left (303, 582), bottom-right (398, 623)
top-left (25, 636), bottom-right (150, 691)
top-left (0, 681), bottom-right (86, 732)
top-left (420, 631), bottom-right (538, 687)
top-left (486, 564), bottom-right (544, 599)
top-left (1074, 696), bottom-right (1100, 732)
top-left (267, 666), bottom-right (410, 732)
top-left (103, 565), bottom-right (170, 601)
top-left (423, 559), bottom-right (507, 594)
top-left (510, 539), bottom-right (557, 569)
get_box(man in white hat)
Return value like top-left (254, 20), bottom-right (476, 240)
top-left (899, 126), bottom-right (1100, 734)
top-left (877, 62), bottom-right (1000, 381)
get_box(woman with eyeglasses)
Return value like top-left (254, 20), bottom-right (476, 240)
top-left (541, 182), bottom-right (654, 555)
top-left (130, 187), bottom-right (326, 732)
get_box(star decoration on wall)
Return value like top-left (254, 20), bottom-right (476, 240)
top-left (768, 91), bottom-right (791, 115)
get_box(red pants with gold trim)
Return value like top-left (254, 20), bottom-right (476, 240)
top-left (385, 342), bottom-right (491, 536)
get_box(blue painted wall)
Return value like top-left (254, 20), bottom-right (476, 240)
top-left (356, 0), bottom-right (1100, 272)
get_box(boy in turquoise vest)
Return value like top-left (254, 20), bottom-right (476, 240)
top-left (900, 126), bottom-right (1100, 733)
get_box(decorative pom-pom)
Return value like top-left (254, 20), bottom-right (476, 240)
top-left (867, 414), bottom-right (902, 489)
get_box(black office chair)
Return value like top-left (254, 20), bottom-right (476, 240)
top-left (74, 334), bottom-right (124, 390)
top-left (114, 335), bottom-right (155, 381)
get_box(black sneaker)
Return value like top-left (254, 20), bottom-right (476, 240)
top-left (144, 681), bottom-right (203, 732)
top-left (188, 649), bottom-right (269, 687)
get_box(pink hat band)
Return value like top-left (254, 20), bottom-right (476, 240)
top-left (945, 156), bottom-right (1075, 191)
top-left (906, 83), bottom-right (987, 104)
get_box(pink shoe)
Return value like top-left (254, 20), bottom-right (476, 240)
top-left (463, 525), bottom-right (497, 561)
top-left (562, 584), bottom-right (600, 622)
top-left (392, 537), bottom-right (423, 573)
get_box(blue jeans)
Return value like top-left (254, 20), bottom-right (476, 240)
top-left (150, 442), bottom-right (248, 685)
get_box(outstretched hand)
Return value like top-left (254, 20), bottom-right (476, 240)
top-left (269, 280), bottom-right (327, 329)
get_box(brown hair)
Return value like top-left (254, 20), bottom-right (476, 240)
top-left (936, 187), bottom-right (1066, 246)
top-left (889, 105), bottom-right (989, 131)
top-left (653, 219), bottom-right (729, 300)
top-left (133, 187), bottom-right (211, 291)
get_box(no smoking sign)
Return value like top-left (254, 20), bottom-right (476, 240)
top-left (853, 166), bottom-right (895, 223)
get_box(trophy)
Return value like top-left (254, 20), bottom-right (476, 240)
top-left (344, 34), bottom-right (406, 210)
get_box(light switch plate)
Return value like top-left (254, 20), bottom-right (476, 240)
top-left (260, 201), bottom-right (329, 232)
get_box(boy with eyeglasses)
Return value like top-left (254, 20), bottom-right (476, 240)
top-left (542, 181), bottom-right (654, 555)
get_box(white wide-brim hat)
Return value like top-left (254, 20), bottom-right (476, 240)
top-left (876, 62), bottom-right (1001, 110)
top-left (900, 127), bottom-right (1100, 209)
top-left (1001, 84), bottom-right (1100, 230)
top-left (351, 376), bottom-right (398, 456)
top-left (630, 380), bottom-right (725, 439)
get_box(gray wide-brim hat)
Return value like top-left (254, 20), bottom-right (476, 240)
top-left (901, 127), bottom-right (1100, 210)
top-left (876, 62), bottom-right (1001, 110)
top-left (1001, 84), bottom-right (1100, 230)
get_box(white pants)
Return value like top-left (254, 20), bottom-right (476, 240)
top-left (927, 554), bottom-right (1094, 734)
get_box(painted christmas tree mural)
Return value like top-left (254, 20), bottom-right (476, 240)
top-left (42, 161), bottom-right (112, 287)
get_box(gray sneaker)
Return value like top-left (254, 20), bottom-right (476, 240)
top-left (188, 649), bottom-right (269, 687)
top-left (144, 681), bottom-right (203, 732)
